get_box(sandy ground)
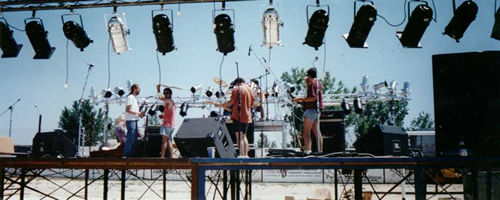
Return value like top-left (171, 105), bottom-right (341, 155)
top-left (6, 177), bottom-right (464, 200)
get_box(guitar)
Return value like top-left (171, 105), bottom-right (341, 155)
top-left (205, 101), bottom-right (232, 112)
top-left (286, 89), bottom-right (303, 108)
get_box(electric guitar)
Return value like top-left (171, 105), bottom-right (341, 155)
top-left (205, 101), bottom-right (232, 112)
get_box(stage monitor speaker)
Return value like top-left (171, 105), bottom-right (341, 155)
top-left (319, 110), bottom-right (345, 153)
top-left (32, 130), bottom-right (76, 157)
top-left (174, 117), bottom-right (236, 158)
top-left (433, 51), bottom-right (500, 157)
top-left (353, 125), bottom-right (408, 156)
top-left (134, 127), bottom-right (163, 157)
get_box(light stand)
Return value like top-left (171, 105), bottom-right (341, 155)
top-left (34, 104), bottom-right (42, 134)
top-left (77, 63), bottom-right (94, 157)
top-left (0, 98), bottom-right (21, 137)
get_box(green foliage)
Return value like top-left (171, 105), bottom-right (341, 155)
top-left (256, 134), bottom-right (277, 148)
top-left (407, 111), bottom-right (434, 131)
top-left (58, 100), bottom-right (106, 146)
top-left (345, 100), bottom-right (409, 137)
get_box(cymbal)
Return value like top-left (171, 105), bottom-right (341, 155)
top-left (213, 77), bottom-right (228, 87)
top-left (161, 84), bottom-right (183, 90)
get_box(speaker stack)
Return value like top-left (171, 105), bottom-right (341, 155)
top-left (174, 117), bottom-right (236, 158)
top-left (354, 125), bottom-right (408, 156)
top-left (310, 110), bottom-right (345, 154)
top-left (134, 127), bottom-right (163, 157)
top-left (32, 130), bottom-right (76, 157)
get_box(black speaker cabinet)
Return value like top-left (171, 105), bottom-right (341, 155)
top-left (320, 110), bottom-right (345, 153)
top-left (32, 130), bottom-right (76, 158)
top-left (433, 51), bottom-right (500, 157)
top-left (174, 117), bottom-right (236, 158)
top-left (134, 127), bottom-right (163, 157)
top-left (354, 125), bottom-right (408, 156)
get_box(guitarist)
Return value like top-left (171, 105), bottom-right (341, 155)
top-left (123, 84), bottom-right (145, 157)
top-left (292, 67), bottom-right (323, 155)
top-left (214, 78), bottom-right (255, 158)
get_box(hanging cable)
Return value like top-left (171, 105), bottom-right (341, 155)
top-left (376, 0), bottom-right (407, 27)
top-left (431, 0), bottom-right (437, 22)
top-left (65, 39), bottom-right (69, 88)
top-left (8, 24), bottom-right (25, 32)
top-left (218, 54), bottom-right (226, 96)
top-left (322, 38), bottom-right (327, 75)
top-left (156, 50), bottom-right (162, 84)
top-left (107, 36), bottom-right (111, 89)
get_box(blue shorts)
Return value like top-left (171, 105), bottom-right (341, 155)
top-left (160, 126), bottom-right (175, 138)
top-left (304, 109), bottom-right (319, 121)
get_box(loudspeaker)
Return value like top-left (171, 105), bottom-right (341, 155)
top-left (319, 110), bottom-right (345, 153)
top-left (433, 51), bottom-right (500, 157)
top-left (354, 125), bottom-right (408, 156)
top-left (174, 117), bottom-right (236, 158)
top-left (32, 130), bottom-right (76, 157)
top-left (134, 127), bottom-right (163, 157)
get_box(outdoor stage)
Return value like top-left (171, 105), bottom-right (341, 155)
top-left (1, 156), bottom-right (499, 200)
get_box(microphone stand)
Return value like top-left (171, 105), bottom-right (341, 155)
top-left (0, 98), bottom-right (21, 137)
top-left (77, 64), bottom-right (94, 157)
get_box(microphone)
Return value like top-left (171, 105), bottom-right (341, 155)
top-left (248, 45), bottom-right (252, 56)
top-left (17, 98), bottom-right (21, 102)
top-left (87, 63), bottom-right (94, 69)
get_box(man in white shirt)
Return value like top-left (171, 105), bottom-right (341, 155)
top-left (123, 84), bottom-right (145, 157)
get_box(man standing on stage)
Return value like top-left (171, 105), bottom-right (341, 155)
top-left (123, 84), bottom-right (145, 157)
top-left (293, 67), bottom-right (323, 154)
top-left (215, 78), bottom-right (255, 157)
top-left (156, 84), bottom-right (175, 158)
top-left (250, 79), bottom-right (265, 121)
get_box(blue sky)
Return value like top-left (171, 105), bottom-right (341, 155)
top-left (0, 0), bottom-right (498, 145)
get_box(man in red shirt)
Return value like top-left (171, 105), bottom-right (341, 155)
top-left (216, 78), bottom-right (255, 157)
top-left (293, 67), bottom-right (323, 154)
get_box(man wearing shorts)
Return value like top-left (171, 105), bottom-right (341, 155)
top-left (215, 78), bottom-right (254, 157)
top-left (156, 84), bottom-right (176, 158)
top-left (293, 67), bottom-right (323, 154)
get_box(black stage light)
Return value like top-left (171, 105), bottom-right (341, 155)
top-left (353, 98), bottom-right (363, 114)
top-left (303, 9), bottom-right (329, 50)
top-left (344, 4), bottom-right (377, 48)
top-left (397, 4), bottom-right (433, 48)
top-left (63, 21), bottom-right (93, 51)
top-left (179, 102), bottom-right (189, 117)
top-left (152, 14), bottom-right (175, 55)
top-left (213, 14), bottom-right (235, 55)
top-left (25, 19), bottom-right (55, 59)
top-left (148, 105), bottom-right (157, 116)
top-left (491, 7), bottom-right (500, 40)
top-left (158, 105), bottom-right (165, 113)
top-left (341, 99), bottom-right (351, 115)
top-left (0, 21), bottom-right (22, 58)
top-left (443, 0), bottom-right (478, 42)
top-left (102, 89), bottom-right (113, 98)
top-left (205, 89), bottom-right (213, 97)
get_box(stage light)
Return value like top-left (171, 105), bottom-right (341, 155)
top-left (126, 80), bottom-right (133, 90)
top-left (25, 19), bottom-right (55, 59)
top-left (343, 4), bottom-right (377, 48)
top-left (62, 14), bottom-right (93, 51)
top-left (373, 81), bottom-right (387, 92)
top-left (360, 75), bottom-right (369, 92)
top-left (353, 98), bottom-right (363, 114)
top-left (0, 20), bottom-right (22, 58)
top-left (114, 87), bottom-right (125, 97)
top-left (388, 80), bottom-right (397, 94)
top-left (213, 13), bottom-right (235, 55)
top-left (152, 13), bottom-right (175, 55)
top-left (190, 84), bottom-right (203, 94)
top-left (341, 99), bottom-right (351, 115)
top-left (304, 9), bottom-right (329, 50)
top-left (148, 104), bottom-right (157, 116)
top-left (205, 87), bottom-right (213, 97)
top-left (402, 81), bottom-right (411, 97)
top-left (158, 105), bottom-right (165, 113)
top-left (443, 0), bottom-right (478, 42)
top-left (107, 15), bottom-right (130, 54)
top-left (179, 102), bottom-right (189, 117)
top-left (397, 4), bottom-right (433, 48)
top-left (215, 91), bottom-right (225, 99)
top-left (491, 7), bottom-right (500, 40)
top-left (262, 8), bottom-right (282, 48)
top-left (101, 89), bottom-right (113, 98)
